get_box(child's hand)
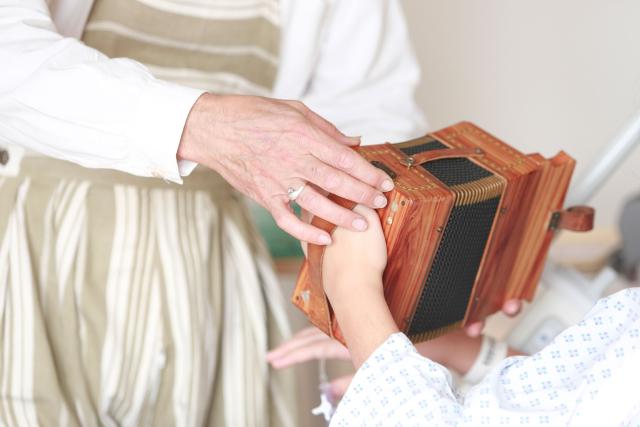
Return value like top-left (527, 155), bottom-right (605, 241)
top-left (313, 204), bottom-right (521, 338)
top-left (322, 204), bottom-right (387, 300)
top-left (314, 204), bottom-right (396, 367)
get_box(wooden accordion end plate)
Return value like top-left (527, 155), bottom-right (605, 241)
top-left (292, 122), bottom-right (594, 345)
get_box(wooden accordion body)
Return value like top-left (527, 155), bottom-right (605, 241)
top-left (292, 122), bottom-right (594, 344)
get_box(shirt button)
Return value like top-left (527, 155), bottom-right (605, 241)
top-left (0, 149), bottom-right (9, 166)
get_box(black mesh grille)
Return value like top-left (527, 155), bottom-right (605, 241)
top-left (408, 196), bottom-right (501, 336)
top-left (399, 141), bottom-right (492, 186)
top-left (397, 138), bottom-right (500, 338)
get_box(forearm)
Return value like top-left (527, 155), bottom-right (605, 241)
top-left (327, 274), bottom-right (399, 368)
top-left (330, 281), bottom-right (521, 375)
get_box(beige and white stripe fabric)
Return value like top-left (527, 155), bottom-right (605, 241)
top-left (1, 0), bottom-right (296, 426)
top-left (0, 159), bottom-right (295, 427)
top-left (82, 0), bottom-right (280, 96)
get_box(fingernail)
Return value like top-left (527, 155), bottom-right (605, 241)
top-left (374, 195), bottom-right (387, 208)
top-left (352, 218), bottom-right (368, 231)
top-left (381, 180), bottom-right (394, 192)
top-left (318, 235), bottom-right (332, 245)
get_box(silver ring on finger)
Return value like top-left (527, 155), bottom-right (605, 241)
top-left (287, 182), bottom-right (307, 201)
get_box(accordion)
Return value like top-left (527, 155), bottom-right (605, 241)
top-left (292, 122), bottom-right (594, 344)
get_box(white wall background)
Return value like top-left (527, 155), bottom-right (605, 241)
top-left (403, 0), bottom-right (640, 227)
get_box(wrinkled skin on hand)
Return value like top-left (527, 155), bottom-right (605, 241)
top-left (178, 94), bottom-right (395, 245)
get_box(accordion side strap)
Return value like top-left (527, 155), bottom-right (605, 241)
top-left (552, 205), bottom-right (595, 232)
top-left (307, 195), bottom-right (358, 338)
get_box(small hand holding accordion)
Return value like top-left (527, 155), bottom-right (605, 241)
top-left (292, 122), bottom-right (594, 344)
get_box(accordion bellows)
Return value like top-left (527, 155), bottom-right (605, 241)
top-left (293, 122), bottom-right (594, 344)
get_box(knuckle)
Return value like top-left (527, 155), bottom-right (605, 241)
top-left (371, 167), bottom-right (387, 183)
top-left (357, 187), bottom-right (373, 203)
top-left (336, 150), bottom-right (355, 170)
top-left (307, 163), bottom-right (321, 180)
top-left (361, 159), bottom-right (383, 179)
top-left (324, 172), bottom-right (343, 190)
top-left (299, 191), bottom-right (321, 212)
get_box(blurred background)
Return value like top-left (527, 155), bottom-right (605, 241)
top-left (406, 0), bottom-right (640, 228)
top-left (280, 1), bottom-right (640, 425)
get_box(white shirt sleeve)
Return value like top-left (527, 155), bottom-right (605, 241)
top-left (0, 0), bottom-right (204, 183)
top-left (331, 288), bottom-right (640, 427)
top-left (300, 0), bottom-right (428, 146)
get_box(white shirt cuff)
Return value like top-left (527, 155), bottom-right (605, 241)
top-left (178, 159), bottom-right (199, 176)
top-left (128, 80), bottom-right (204, 184)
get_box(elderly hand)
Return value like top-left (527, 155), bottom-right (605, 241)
top-left (178, 94), bottom-right (395, 245)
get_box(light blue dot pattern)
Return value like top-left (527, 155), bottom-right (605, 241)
top-left (330, 289), bottom-right (640, 426)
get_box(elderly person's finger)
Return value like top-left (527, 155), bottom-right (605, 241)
top-left (300, 157), bottom-right (389, 210)
top-left (299, 209), bottom-right (314, 256)
top-left (311, 139), bottom-right (395, 194)
top-left (294, 183), bottom-right (369, 232)
top-left (294, 103), bottom-right (361, 148)
top-left (269, 201), bottom-right (332, 245)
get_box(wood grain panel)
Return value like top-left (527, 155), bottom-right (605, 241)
top-left (291, 123), bottom-right (588, 345)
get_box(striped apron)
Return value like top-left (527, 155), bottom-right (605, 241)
top-left (0, 1), bottom-right (295, 426)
